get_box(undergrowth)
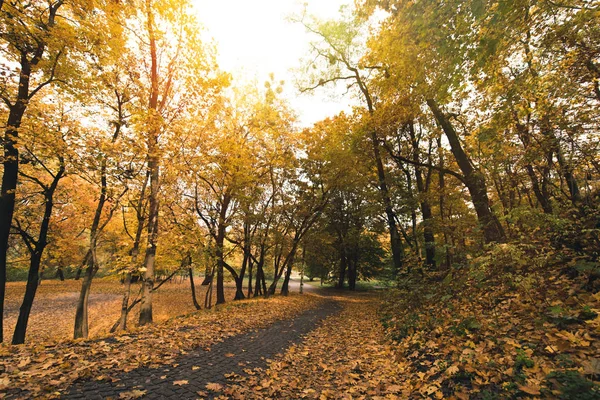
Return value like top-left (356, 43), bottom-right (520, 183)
top-left (380, 243), bottom-right (600, 399)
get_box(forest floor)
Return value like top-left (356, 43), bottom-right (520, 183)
top-left (1, 266), bottom-right (599, 399)
top-left (2, 278), bottom-right (241, 343)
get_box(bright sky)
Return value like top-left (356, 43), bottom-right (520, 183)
top-left (191, 0), bottom-right (353, 127)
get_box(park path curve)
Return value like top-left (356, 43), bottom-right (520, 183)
top-left (64, 296), bottom-right (340, 399)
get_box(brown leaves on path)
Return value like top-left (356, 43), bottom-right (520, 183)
top-left (220, 293), bottom-right (406, 399)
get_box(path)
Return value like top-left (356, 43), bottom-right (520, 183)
top-left (64, 294), bottom-right (340, 399)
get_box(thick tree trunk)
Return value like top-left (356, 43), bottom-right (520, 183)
top-left (369, 130), bottom-right (404, 273)
top-left (73, 255), bottom-right (96, 339)
top-left (427, 99), bottom-right (506, 244)
top-left (12, 252), bottom-right (41, 345)
top-left (0, 64), bottom-right (30, 344)
top-left (280, 253), bottom-right (296, 296)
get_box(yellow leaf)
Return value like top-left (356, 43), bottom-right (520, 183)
top-left (173, 380), bottom-right (188, 386)
top-left (119, 389), bottom-right (147, 399)
top-left (206, 382), bottom-right (223, 391)
top-left (446, 365), bottom-right (460, 376)
top-left (518, 384), bottom-right (541, 395)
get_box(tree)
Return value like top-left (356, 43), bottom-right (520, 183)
top-left (0, 0), bottom-right (67, 344)
top-left (295, 9), bottom-right (405, 274)
top-left (10, 98), bottom-right (74, 344)
top-left (129, 0), bottom-right (224, 324)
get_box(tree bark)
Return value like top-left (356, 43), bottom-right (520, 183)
top-left (215, 193), bottom-right (231, 305)
top-left (73, 252), bottom-right (96, 339)
top-left (139, 1), bottom-right (161, 325)
top-left (280, 252), bottom-right (296, 296)
top-left (12, 161), bottom-right (64, 344)
top-left (337, 246), bottom-right (347, 289)
top-left (189, 267), bottom-right (201, 310)
top-left (408, 122), bottom-right (436, 269)
top-left (427, 99), bottom-right (506, 243)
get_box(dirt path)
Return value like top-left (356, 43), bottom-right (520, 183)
top-left (63, 297), bottom-right (341, 399)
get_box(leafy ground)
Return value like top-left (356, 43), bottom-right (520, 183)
top-left (0, 292), bottom-right (322, 398)
top-left (217, 292), bottom-right (407, 399)
top-left (3, 260), bottom-right (600, 399)
top-left (205, 263), bottom-right (600, 399)
top-left (3, 278), bottom-right (239, 343)
top-left (374, 258), bottom-right (600, 399)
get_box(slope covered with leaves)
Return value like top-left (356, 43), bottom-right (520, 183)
top-left (207, 252), bottom-right (600, 399)
top-left (378, 247), bottom-right (600, 399)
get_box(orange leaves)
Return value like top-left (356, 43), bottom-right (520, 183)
top-left (377, 262), bottom-right (600, 399)
top-left (222, 293), bottom-right (405, 398)
top-left (518, 384), bottom-right (542, 395)
top-left (118, 389), bottom-right (147, 399)
top-left (0, 293), bottom-right (323, 398)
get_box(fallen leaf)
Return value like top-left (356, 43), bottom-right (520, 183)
top-left (518, 384), bottom-right (541, 395)
top-left (119, 389), bottom-right (147, 399)
top-left (206, 382), bottom-right (223, 391)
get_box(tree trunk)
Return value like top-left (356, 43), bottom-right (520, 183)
top-left (12, 251), bottom-right (41, 345)
top-left (408, 122), bottom-right (437, 269)
top-left (0, 63), bottom-right (30, 344)
top-left (247, 258), bottom-right (253, 297)
top-left (369, 130), bottom-right (404, 273)
top-left (215, 194), bottom-right (231, 305)
top-left (189, 267), bottom-right (201, 310)
top-left (12, 162), bottom-right (63, 344)
top-left (348, 254), bottom-right (357, 291)
top-left (254, 248), bottom-right (266, 297)
top-left (427, 99), bottom-right (506, 243)
top-left (139, 1), bottom-right (160, 326)
top-left (280, 253), bottom-right (296, 296)
top-left (73, 256), bottom-right (97, 339)
top-left (117, 271), bottom-right (133, 331)
top-left (337, 246), bottom-right (347, 289)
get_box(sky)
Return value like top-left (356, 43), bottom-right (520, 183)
top-left (191, 0), bottom-right (353, 127)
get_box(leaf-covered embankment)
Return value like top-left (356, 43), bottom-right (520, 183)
top-left (380, 251), bottom-right (600, 399)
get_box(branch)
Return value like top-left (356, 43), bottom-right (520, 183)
top-left (383, 141), bottom-right (466, 183)
top-left (28, 49), bottom-right (64, 99)
top-left (300, 75), bottom-right (357, 93)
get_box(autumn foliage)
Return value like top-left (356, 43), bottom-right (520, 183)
top-left (0, 0), bottom-right (599, 398)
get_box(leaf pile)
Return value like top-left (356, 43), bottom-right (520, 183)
top-left (0, 293), bottom-right (323, 399)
